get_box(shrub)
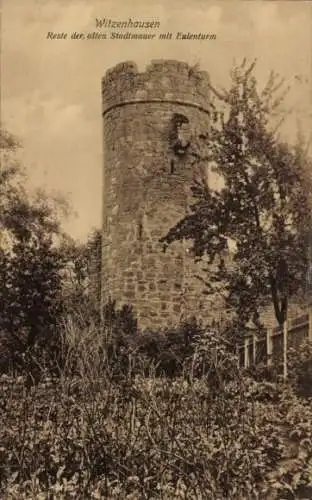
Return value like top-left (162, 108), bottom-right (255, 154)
top-left (2, 316), bottom-right (312, 498)
top-left (137, 317), bottom-right (202, 378)
top-left (287, 340), bottom-right (312, 397)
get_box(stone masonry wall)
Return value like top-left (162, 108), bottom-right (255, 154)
top-left (101, 60), bottom-right (223, 330)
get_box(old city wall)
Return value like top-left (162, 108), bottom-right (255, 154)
top-left (101, 60), bottom-right (223, 329)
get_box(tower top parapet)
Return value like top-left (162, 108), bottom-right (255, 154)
top-left (102, 59), bottom-right (211, 115)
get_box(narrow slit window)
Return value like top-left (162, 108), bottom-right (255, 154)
top-left (138, 221), bottom-right (143, 240)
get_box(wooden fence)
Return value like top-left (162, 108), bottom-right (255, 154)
top-left (238, 309), bottom-right (312, 370)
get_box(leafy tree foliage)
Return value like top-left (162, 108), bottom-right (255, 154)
top-left (59, 228), bottom-right (102, 325)
top-left (161, 61), bottom-right (312, 331)
top-left (0, 131), bottom-right (66, 353)
top-left (0, 129), bottom-right (95, 370)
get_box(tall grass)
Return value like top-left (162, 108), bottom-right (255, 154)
top-left (1, 315), bottom-right (312, 499)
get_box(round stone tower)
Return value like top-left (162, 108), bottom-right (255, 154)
top-left (101, 60), bottom-right (213, 330)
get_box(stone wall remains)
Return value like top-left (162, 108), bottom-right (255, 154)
top-left (101, 60), bottom-right (223, 330)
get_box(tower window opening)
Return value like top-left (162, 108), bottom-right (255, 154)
top-left (138, 220), bottom-right (143, 240)
top-left (170, 159), bottom-right (175, 174)
top-left (169, 113), bottom-right (191, 156)
top-left (172, 113), bottom-right (189, 128)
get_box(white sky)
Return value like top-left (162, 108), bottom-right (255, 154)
top-left (2, 0), bottom-right (312, 241)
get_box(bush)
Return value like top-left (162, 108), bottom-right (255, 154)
top-left (187, 326), bottom-right (240, 386)
top-left (287, 340), bottom-right (312, 397)
top-left (2, 312), bottom-right (312, 499)
top-left (136, 317), bottom-right (202, 378)
top-left (2, 365), bottom-right (312, 497)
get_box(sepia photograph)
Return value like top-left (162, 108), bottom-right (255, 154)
top-left (1, 0), bottom-right (312, 498)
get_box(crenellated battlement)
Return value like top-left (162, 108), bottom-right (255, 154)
top-left (104, 61), bottom-right (139, 81)
top-left (102, 59), bottom-right (211, 115)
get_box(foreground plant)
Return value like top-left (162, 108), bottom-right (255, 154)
top-left (1, 325), bottom-right (312, 499)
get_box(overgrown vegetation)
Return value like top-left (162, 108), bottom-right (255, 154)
top-left (1, 317), bottom-right (312, 499)
top-left (0, 128), bottom-right (101, 375)
top-left (1, 60), bottom-right (312, 498)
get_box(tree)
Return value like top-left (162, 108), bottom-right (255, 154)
top-left (0, 129), bottom-right (72, 363)
top-left (58, 227), bottom-right (102, 325)
top-left (161, 60), bottom-right (312, 338)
